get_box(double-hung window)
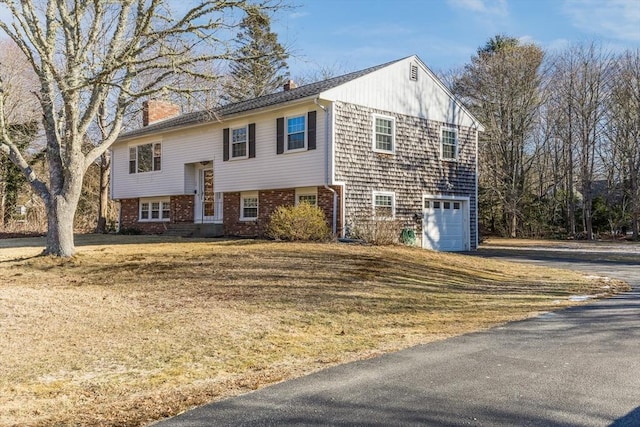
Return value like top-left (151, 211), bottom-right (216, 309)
top-left (276, 112), bottom-right (316, 155)
top-left (295, 187), bottom-right (318, 206)
top-left (231, 127), bottom-right (248, 159)
top-left (139, 198), bottom-right (170, 221)
top-left (373, 115), bottom-right (395, 153)
top-left (241, 192), bottom-right (258, 220)
top-left (129, 142), bottom-right (161, 173)
top-left (287, 115), bottom-right (306, 151)
top-left (441, 127), bottom-right (458, 160)
top-left (373, 191), bottom-right (395, 218)
top-left (298, 195), bottom-right (317, 205)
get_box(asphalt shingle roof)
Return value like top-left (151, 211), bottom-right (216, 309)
top-left (119, 57), bottom-right (406, 140)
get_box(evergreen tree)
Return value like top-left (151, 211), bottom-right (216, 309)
top-left (223, 7), bottom-right (289, 103)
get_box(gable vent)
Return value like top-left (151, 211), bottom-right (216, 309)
top-left (410, 63), bottom-right (418, 81)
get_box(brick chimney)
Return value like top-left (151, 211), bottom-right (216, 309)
top-left (283, 79), bottom-right (297, 91)
top-left (142, 100), bottom-right (180, 127)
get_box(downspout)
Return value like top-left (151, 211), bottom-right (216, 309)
top-left (109, 148), bottom-right (122, 233)
top-left (314, 97), bottom-right (337, 236)
top-left (474, 126), bottom-right (479, 250)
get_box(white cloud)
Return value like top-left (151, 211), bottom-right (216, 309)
top-left (446, 0), bottom-right (508, 16)
top-left (546, 38), bottom-right (571, 52)
top-left (289, 11), bottom-right (309, 19)
top-left (563, 0), bottom-right (640, 42)
top-left (518, 35), bottom-right (536, 45)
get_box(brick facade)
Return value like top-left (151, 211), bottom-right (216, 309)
top-left (318, 185), bottom-right (343, 235)
top-left (142, 100), bottom-right (180, 126)
top-left (171, 195), bottom-right (194, 223)
top-left (119, 188), bottom-right (342, 238)
top-left (223, 186), bottom-right (341, 237)
top-left (118, 195), bottom-right (194, 233)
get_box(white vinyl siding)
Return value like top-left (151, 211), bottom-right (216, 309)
top-left (320, 56), bottom-right (482, 131)
top-left (215, 105), bottom-right (326, 193)
top-left (111, 104), bottom-right (327, 199)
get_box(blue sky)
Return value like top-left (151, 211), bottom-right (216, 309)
top-left (274, 0), bottom-right (640, 79)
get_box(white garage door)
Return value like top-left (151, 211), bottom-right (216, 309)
top-left (423, 199), bottom-right (468, 251)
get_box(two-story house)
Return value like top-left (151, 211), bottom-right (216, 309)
top-left (110, 55), bottom-right (483, 251)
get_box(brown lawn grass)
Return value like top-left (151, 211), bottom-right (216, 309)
top-left (0, 235), bottom-right (630, 426)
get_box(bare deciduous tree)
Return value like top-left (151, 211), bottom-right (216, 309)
top-left (0, 39), bottom-right (39, 227)
top-left (454, 35), bottom-right (545, 237)
top-left (606, 49), bottom-right (640, 240)
top-left (0, 0), bottom-right (280, 256)
top-left (550, 43), bottom-right (613, 239)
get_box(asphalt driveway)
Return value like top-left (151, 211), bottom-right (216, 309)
top-left (153, 241), bottom-right (640, 427)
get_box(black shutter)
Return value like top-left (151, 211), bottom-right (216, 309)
top-left (276, 117), bottom-right (284, 154)
top-left (307, 111), bottom-right (317, 150)
top-left (248, 123), bottom-right (256, 158)
top-left (223, 128), bottom-right (229, 161)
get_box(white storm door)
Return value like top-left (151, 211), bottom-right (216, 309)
top-left (196, 168), bottom-right (215, 223)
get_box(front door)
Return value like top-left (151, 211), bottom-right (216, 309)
top-left (196, 167), bottom-right (215, 223)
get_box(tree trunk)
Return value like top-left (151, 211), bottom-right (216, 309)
top-left (95, 150), bottom-right (111, 233)
top-left (631, 163), bottom-right (640, 240)
top-left (0, 173), bottom-right (5, 227)
top-left (567, 149), bottom-right (575, 235)
top-left (44, 194), bottom-right (79, 257)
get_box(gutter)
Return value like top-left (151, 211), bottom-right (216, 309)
top-left (116, 96), bottom-right (320, 144)
top-left (314, 97), bottom-right (337, 236)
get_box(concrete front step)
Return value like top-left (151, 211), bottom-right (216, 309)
top-left (165, 223), bottom-right (223, 238)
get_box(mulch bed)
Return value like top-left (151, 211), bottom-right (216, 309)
top-left (0, 232), bottom-right (45, 239)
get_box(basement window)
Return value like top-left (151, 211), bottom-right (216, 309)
top-left (240, 192), bottom-right (258, 220)
top-left (296, 187), bottom-right (318, 206)
top-left (140, 198), bottom-right (170, 221)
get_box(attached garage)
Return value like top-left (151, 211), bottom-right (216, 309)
top-left (422, 196), bottom-right (470, 251)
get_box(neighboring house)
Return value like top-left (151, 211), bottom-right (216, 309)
top-left (111, 55), bottom-right (484, 251)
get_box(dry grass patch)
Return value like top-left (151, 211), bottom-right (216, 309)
top-left (0, 236), bottom-right (629, 426)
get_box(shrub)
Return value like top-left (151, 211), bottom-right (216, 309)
top-left (348, 217), bottom-right (404, 245)
top-left (118, 227), bottom-right (142, 235)
top-left (265, 203), bottom-right (331, 241)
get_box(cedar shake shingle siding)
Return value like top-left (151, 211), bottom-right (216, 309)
top-left (333, 102), bottom-right (477, 249)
